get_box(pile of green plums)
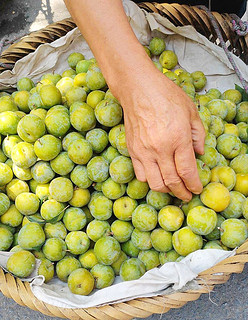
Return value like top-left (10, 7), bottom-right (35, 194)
top-left (0, 37), bottom-right (247, 296)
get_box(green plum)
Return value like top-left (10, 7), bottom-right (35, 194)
top-left (113, 196), bottom-right (137, 221)
top-left (150, 228), bottom-right (172, 252)
top-left (68, 139), bottom-right (93, 165)
top-left (45, 109), bottom-right (70, 137)
top-left (86, 128), bottom-right (108, 153)
top-left (42, 238), bottom-right (66, 261)
top-left (68, 268), bottom-right (94, 295)
top-left (191, 71), bottom-right (207, 91)
top-left (187, 206), bottom-right (217, 235)
top-left (15, 192), bottom-right (40, 216)
top-left (230, 154), bottom-right (248, 174)
top-left (7, 250), bottom-right (35, 277)
top-left (50, 152), bottom-right (74, 176)
top-left (111, 251), bottom-right (127, 275)
top-left (102, 178), bottom-right (126, 200)
top-left (126, 178), bottom-right (149, 200)
top-left (0, 96), bottom-right (18, 112)
top-left (221, 191), bottom-right (246, 219)
top-left (111, 220), bottom-right (134, 242)
top-left (200, 182), bottom-right (230, 212)
top-left (0, 193), bottom-right (10, 216)
top-left (210, 166), bottom-right (236, 190)
top-left (222, 89), bottom-right (242, 104)
top-left (86, 90), bottom-right (105, 109)
top-left (209, 115), bottom-right (224, 137)
top-left (87, 156), bottom-right (109, 182)
top-left (65, 87), bottom-right (87, 106)
top-left (158, 205), bottom-right (184, 231)
top-left (203, 240), bottom-right (224, 250)
top-left (131, 228), bottom-right (152, 250)
top-left (120, 258), bottom-right (146, 281)
top-left (235, 101), bottom-right (248, 123)
top-left (70, 102), bottom-right (96, 132)
top-left (38, 258), bottom-right (54, 283)
top-left (12, 164), bottom-right (32, 181)
top-left (207, 99), bottom-right (228, 119)
top-left (31, 161), bottom-right (55, 183)
top-left (11, 142), bottom-right (37, 169)
top-left (65, 231), bottom-right (90, 255)
top-left (86, 66), bottom-right (106, 90)
top-left (0, 163), bottom-right (13, 186)
top-left (49, 177), bottom-right (73, 202)
top-left (109, 156), bottom-right (134, 183)
top-left (196, 159), bottom-right (211, 186)
top-left (220, 218), bottom-right (247, 248)
top-left (40, 199), bottom-right (65, 222)
top-left (39, 85), bottom-right (62, 109)
top-left (149, 37), bottom-right (166, 55)
top-left (138, 249), bottom-right (160, 271)
top-left (121, 240), bottom-right (140, 257)
top-left (41, 73), bottom-right (62, 85)
top-left (18, 222), bottom-right (45, 250)
top-left (90, 264), bottom-right (115, 289)
top-left (108, 124), bottom-right (125, 148)
top-left (88, 193), bottom-right (112, 220)
top-left (79, 249), bottom-right (98, 269)
top-left (70, 165), bottom-right (92, 189)
top-left (203, 212), bottom-right (225, 240)
top-left (69, 188), bottom-right (90, 207)
top-left (68, 52), bottom-right (85, 69)
top-left (34, 135), bottom-right (62, 161)
top-left (44, 221), bottom-right (67, 240)
top-left (223, 100), bottom-right (236, 122)
top-left (146, 190), bottom-right (171, 210)
top-left (17, 114), bottom-right (45, 143)
top-left (237, 122), bottom-right (248, 142)
top-left (56, 256), bottom-right (81, 282)
top-left (95, 100), bottom-right (123, 127)
top-left (94, 236), bottom-right (121, 265)
top-left (159, 50), bottom-right (178, 69)
top-left (2, 135), bottom-right (22, 158)
top-left (63, 207), bottom-right (87, 231)
top-left (0, 227), bottom-right (13, 250)
top-left (116, 131), bottom-right (129, 156)
top-left (217, 134), bottom-right (241, 159)
top-left (86, 220), bottom-right (110, 242)
top-left (56, 77), bottom-right (74, 96)
top-left (6, 179), bottom-right (29, 201)
top-left (17, 77), bottom-right (34, 91)
top-left (0, 111), bottom-right (20, 135)
top-left (197, 145), bottom-right (219, 169)
top-left (76, 59), bottom-right (93, 74)
top-left (62, 132), bottom-right (84, 151)
top-left (172, 226), bottom-right (203, 256)
top-left (159, 250), bottom-right (180, 264)
top-left (132, 204), bottom-right (157, 232)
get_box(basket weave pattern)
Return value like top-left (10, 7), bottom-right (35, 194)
top-left (0, 2), bottom-right (248, 319)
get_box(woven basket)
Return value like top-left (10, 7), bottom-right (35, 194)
top-left (0, 2), bottom-right (248, 319)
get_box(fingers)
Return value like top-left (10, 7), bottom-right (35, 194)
top-left (174, 142), bottom-right (203, 195)
top-left (191, 115), bottom-right (206, 155)
top-left (158, 157), bottom-right (192, 201)
top-left (132, 158), bottom-right (146, 182)
top-left (143, 160), bottom-right (170, 193)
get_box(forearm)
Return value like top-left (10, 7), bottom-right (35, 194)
top-left (64, 0), bottom-right (153, 96)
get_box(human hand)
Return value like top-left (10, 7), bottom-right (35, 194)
top-left (110, 63), bottom-right (205, 201)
